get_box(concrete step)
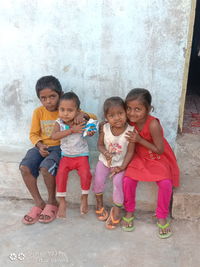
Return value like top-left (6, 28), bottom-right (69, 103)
top-left (0, 144), bottom-right (157, 212)
top-left (2, 133), bottom-right (199, 220)
top-left (172, 134), bottom-right (200, 220)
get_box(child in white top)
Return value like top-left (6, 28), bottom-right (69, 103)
top-left (93, 97), bottom-right (135, 229)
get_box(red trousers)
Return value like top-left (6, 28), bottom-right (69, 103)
top-left (123, 176), bottom-right (172, 219)
top-left (56, 156), bottom-right (92, 197)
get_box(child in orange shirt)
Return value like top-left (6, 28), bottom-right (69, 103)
top-left (20, 76), bottom-right (95, 224)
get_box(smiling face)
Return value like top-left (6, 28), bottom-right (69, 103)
top-left (39, 88), bottom-right (60, 112)
top-left (58, 99), bottom-right (79, 124)
top-left (106, 105), bottom-right (127, 128)
top-left (126, 99), bottom-right (149, 124)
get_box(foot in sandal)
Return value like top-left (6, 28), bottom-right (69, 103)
top-left (96, 207), bottom-right (109, 221)
top-left (105, 207), bottom-right (121, 230)
top-left (38, 204), bottom-right (58, 223)
top-left (157, 218), bottom-right (172, 239)
top-left (22, 206), bottom-right (43, 225)
top-left (121, 212), bottom-right (135, 232)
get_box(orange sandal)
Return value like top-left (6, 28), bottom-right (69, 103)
top-left (95, 207), bottom-right (109, 221)
top-left (105, 207), bottom-right (120, 229)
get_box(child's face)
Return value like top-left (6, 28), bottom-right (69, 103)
top-left (106, 105), bottom-right (127, 128)
top-left (126, 100), bottom-right (148, 123)
top-left (58, 99), bottom-right (79, 124)
top-left (39, 88), bottom-right (60, 111)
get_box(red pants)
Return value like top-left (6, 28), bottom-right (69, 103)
top-left (56, 156), bottom-right (92, 197)
top-left (123, 176), bottom-right (172, 219)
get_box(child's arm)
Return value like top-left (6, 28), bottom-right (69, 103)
top-left (82, 111), bottom-right (97, 120)
top-left (51, 122), bottom-right (85, 140)
top-left (120, 142), bottom-right (135, 170)
top-left (74, 110), bottom-right (97, 124)
top-left (29, 109), bottom-right (43, 146)
top-left (126, 119), bottom-right (164, 154)
top-left (111, 142), bottom-right (135, 174)
top-left (97, 124), bottom-right (112, 164)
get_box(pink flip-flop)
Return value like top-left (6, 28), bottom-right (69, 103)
top-left (38, 204), bottom-right (58, 223)
top-left (22, 206), bottom-right (43, 225)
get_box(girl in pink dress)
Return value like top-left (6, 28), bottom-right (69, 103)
top-left (122, 88), bottom-right (179, 238)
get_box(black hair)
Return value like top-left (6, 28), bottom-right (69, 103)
top-left (103, 96), bottom-right (126, 116)
top-left (35, 75), bottom-right (63, 98)
top-left (59, 91), bottom-right (80, 109)
top-left (125, 88), bottom-right (153, 111)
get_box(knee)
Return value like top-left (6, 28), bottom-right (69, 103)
top-left (40, 167), bottom-right (49, 176)
top-left (158, 179), bottom-right (172, 190)
top-left (113, 177), bottom-right (123, 188)
top-left (19, 165), bottom-right (31, 177)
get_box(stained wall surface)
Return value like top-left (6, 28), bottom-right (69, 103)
top-left (0, 0), bottom-right (192, 147)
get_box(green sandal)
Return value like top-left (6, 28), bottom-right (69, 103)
top-left (157, 222), bottom-right (172, 239)
top-left (122, 216), bottom-right (135, 232)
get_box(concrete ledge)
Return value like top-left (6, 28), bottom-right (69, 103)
top-left (0, 145), bottom-right (157, 211)
top-left (172, 192), bottom-right (200, 220)
top-left (172, 134), bottom-right (200, 220)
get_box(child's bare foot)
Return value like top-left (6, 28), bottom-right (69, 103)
top-left (57, 199), bottom-right (67, 218)
top-left (80, 194), bottom-right (88, 214)
top-left (157, 218), bottom-right (172, 238)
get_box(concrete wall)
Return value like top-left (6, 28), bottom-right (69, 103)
top-left (0, 0), bottom-right (192, 147)
top-left (0, 1), bottom-right (192, 209)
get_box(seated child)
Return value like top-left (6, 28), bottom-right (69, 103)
top-left (51, 92), bottom-right (96, 218)
top-left (93, 97), bottom-right (135, 229)
top-left (20, 76), bottom-right (95, 224)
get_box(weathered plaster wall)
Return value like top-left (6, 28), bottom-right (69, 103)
top-left (0, 0), bottom-right (192, 147)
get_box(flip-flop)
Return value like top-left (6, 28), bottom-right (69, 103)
top-left (38, 204), bottom-right (58, 223)
top-left (22, 206), bottom-right (43, 225)
top-left (105, 207), bottom-right (120, 230)
top-left (122, 216), bottom-right (135, 232)
top-left (95, 207), bottom-right (109, 221)
top-left (157, 222), bottom-right (172, 239)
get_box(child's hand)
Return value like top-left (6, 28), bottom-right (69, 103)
top-left (109, 166), bottom-right (124, 178)
top-left (74, 112), bottom-right (86, 124)
top-left (103, 151), bottom-right (113, 167)
top-left (71, 122), bottom-right (85, 134)
top-left (86, 130), bottom-right (96, 137)
top-left (37, 143), bottom-right (49, 157)
top-left (126, 129), bottom-right (141, 143)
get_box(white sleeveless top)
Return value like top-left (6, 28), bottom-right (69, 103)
top-left (56, 118), bottom-right (89, 157)
top-left (99, 123), bottom-right (134, 167)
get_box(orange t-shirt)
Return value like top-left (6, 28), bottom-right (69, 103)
top-left (29, 106), bottom-right (59, 146)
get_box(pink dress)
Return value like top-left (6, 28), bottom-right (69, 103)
top-left (125, 115), bottom-right (179, 187)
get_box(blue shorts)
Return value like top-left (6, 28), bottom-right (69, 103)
top-left (20, 146), bottom-right (61, 179)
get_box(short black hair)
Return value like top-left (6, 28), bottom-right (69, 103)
top-left (35, 75), bottom-right (62, 98)
top-left (59, 91), bottom-right (80, 109)
top-left (125, 88), bottom-right (152, 111)
top-left (103, 96), bottom-right (125, 116)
